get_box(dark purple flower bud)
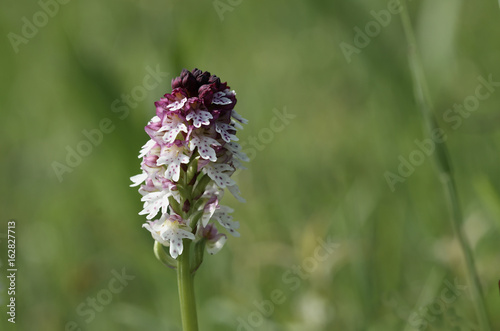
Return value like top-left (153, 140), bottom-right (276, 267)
top-left (192, 68), bottom-right (211, 85)
top-left (198, 84), bottom-right (214, 106)
top-left (201, 223), bottom-right (219, 239)
top-left (208, 75), bottom-right (221, 88)
top-left (171, 69), bottom-right (189, 89)
top-left (182, 71), bottom-right (198, 96)
top-left (171, 76), bottom-right (182, 89)
top-left (171, 69), bottom-right (199, 96)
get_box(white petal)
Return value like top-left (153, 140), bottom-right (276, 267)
top-left (130, 173), bottom-right (148, 187)
top-left (157, 145), bottom-right (190, 182)
top-left (212, 91), bottom-right (232, 105)
top-left (139, 191), bottom-right (170, 219)
top-left (190, 135), bottom-right (219, 162)
top-left (186, 110), bottom-right (213, 128)
top-left (176, 228), bottom-right (196, 240)
top-left (206, 235), bottom-right (227, 255)
top-left (206, 164), bottom-right (235, 189)
top-left (227, 184), bottom-right (246, 203)
top-left (213, 206), bottom-right (240, 237)
top-left (215, 122), bottom-right (239, 143)
top-left (159, 115), bottom-right (188, 143)
top-left (139, 139), bottom-right (157, 158)
top-left (232, 120), bottom-right (244, 130)
top-left (169, 238), bottom-right (182, 259)
top-left (231, 109), bottom-right (248, 124)
top-left (201, 200), bottom-right (218, 227)
top-left (166, 97), bottom-right (187, 111)
top-left (142, 222), bottom-right (168, 245)
top-left (225, 142), bottom-right (249, 162)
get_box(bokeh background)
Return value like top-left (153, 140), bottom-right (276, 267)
top-left (1, 0), bottom-right (499, 330)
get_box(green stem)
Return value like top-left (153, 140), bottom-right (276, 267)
top-left (400, 2), bottom-right (491, 330)
top-left (442, 175), bottom-right (491, 331)
top-left (177, 239), bottom-right (199, 331)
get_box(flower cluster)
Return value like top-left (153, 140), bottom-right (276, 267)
top-left (131, 69), bottom-right (248, 259)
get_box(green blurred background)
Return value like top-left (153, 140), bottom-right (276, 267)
top-left (1, 0), bottom-right (499, 330)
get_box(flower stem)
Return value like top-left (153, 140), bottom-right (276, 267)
top-left (177, 239), bottom-right (199, 331)
top-left (400, 2), bottom-right (491, 330)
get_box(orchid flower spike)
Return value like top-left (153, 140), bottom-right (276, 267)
top-left (131, 68), bottom-right (248, 259)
